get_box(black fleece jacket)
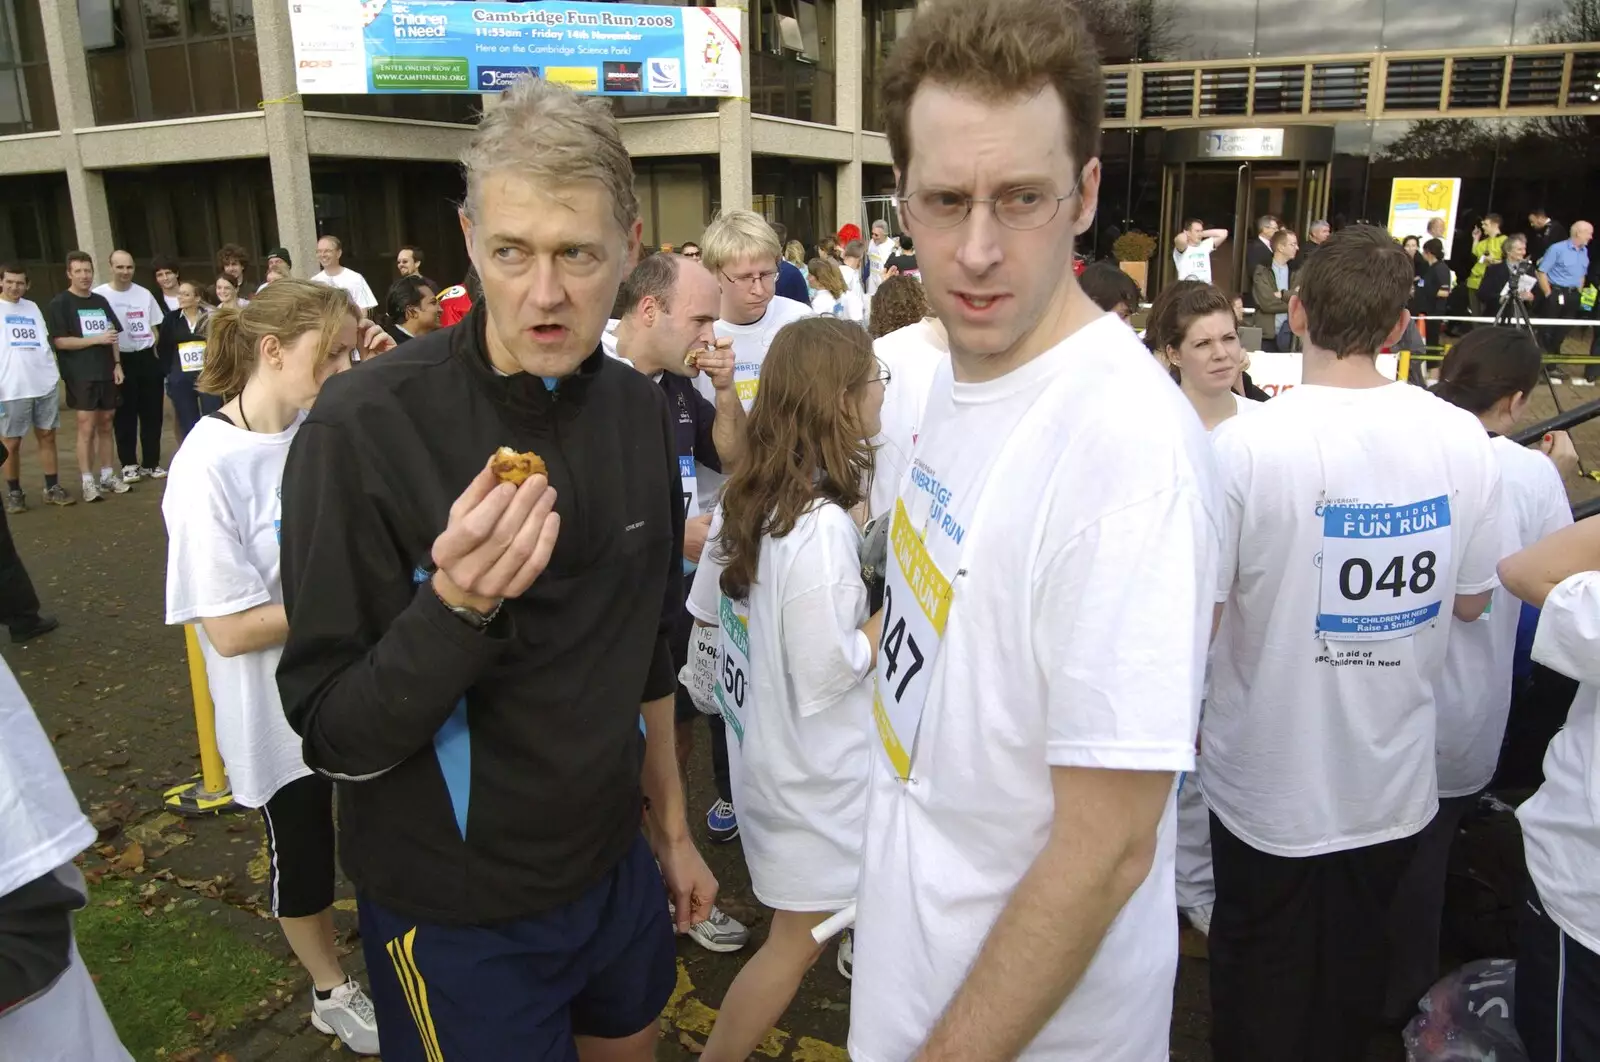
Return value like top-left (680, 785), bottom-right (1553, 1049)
top-left (276, 303), bottom-right (684, 925)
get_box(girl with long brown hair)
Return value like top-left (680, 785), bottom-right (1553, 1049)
top-left (162, 279), bottom-right (388, 1054)
top-left (693, 316), bottom-right (885, 1061)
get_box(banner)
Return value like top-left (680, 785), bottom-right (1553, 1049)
top-left (1387, 178), bottom-right (1461, 245)
top-left (1247, 351), bottom-right (1399, 397)
top-left (289, 1), bottom-right (744, 97)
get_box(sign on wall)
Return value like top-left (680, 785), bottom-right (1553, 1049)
top-left (1199, 129), bottom-right (1286, 159)
top-left (1386, 178), bottom-right (1461, 244)
top-left (288, 1), bottom-right (744, 97)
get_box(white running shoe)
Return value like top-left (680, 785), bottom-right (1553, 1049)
top-left (310, 979), bottom-right (380, 1055)
top-left (81, 479), bottom-right (103, 503)
top-left (120, 464), bottom-right (142, 482)
top-left (100, 472), bottom-right (130, 495)
top-left (147, 466), bottom-right (168, 479)
top-left (1182, 903), bottom-right (1213, 937)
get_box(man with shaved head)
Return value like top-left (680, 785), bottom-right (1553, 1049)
top-left (93, 251), bottom-right (165, 482)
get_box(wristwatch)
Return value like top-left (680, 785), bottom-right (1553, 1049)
top-left (430, 579), bottom-right (503, 631)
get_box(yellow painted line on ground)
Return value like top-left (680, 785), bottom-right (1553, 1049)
top-left (661, 958), bottom-right (845, 1059)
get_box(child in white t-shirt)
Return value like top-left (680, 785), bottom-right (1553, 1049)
top-left (161, 280), bottom-right (380, 1056)
top-left (692, 317), bottom-right (884, 1062)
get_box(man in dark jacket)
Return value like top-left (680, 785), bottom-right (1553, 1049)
top-left (277, 77), bottom-right (714, 1062)
top-left (770, 220), bottom-right (811, 304)
top-left (1243, 214), bottom-right (1278, 308)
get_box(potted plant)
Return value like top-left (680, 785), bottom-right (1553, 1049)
top-left (1113, 231), bottom-right (1157, 297)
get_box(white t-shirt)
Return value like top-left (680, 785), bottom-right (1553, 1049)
top-left (1174, 237), bottom-right (1216, 283)
top-left (1204, 383), bottom-right (1503, 857)
top-left (724, 502), bottom-right (873, 911)
top-left (868, 319), bottom-right (948, 522)
top-left (0, 657), bottom-right (96, 898)
top-left (1435, 437), bottom-right (1571, 797)
top-left (91, 283), bottom-right (163, 352)
top-left (867, 237), bottom-right (896, 294)
top-left (849, 315), bottom-right (1222, 1062)
top-left (810, 287), bottom-right (864, 323)
top-left (1517, 570), bottom-right (1600, 955)
top-left (162, 414), bottom-right (312, 808)
top-left (163, 291), bottom-right (181, 312)
top-left (691, 296), bottom-right (812, 503)
top-left (310, 267), bottom-right (378, 312)
top-left (0, 297), bottom-right (61, 401)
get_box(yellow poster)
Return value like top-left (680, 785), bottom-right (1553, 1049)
top-left (544, 67), bottom-right (599, 92)
top-left (1387, 178), bottom-right (1461, 244)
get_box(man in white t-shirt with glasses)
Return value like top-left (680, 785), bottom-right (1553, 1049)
top-left (1204, 225), bottom-right (1503, 1062)
top-left (848, 3), bottom-right (1221, 1061)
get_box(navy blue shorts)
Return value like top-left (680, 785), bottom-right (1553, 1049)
top-left (357, 834), bottom-right (676, 1061)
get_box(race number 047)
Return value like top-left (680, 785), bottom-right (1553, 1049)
top-left (879, 583), bottom-right (925, 703)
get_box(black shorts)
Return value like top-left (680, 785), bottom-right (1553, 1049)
top-left (259, 773), bottom-right (336, 919)
top-left (63, 378), bottom-right (117, 412)
top-left (357, 834), bottom-right (675, 1060)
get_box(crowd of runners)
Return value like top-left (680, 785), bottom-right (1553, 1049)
top-left (4, 1), bottom-right (1600, 1061)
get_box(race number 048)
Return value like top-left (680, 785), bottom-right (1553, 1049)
top-left (1337, 551), bottom-right (1437, 600)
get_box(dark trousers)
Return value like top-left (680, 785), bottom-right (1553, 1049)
top-left (708, 713), bottom-right (732, 805)
top-left (1384, 792), bottom-right (1478, 1020)
top-left (0, 501), bottom-right (42, 635)
top-left (114, 360), bottom-right (165, 468)
top-left (166, 369), bottom-right (221, 444)
top-left (1516, 885), bottom-right (1600, 1061)
top-left (1209, 813), bottom-right (1422, 1062)
top-left (1541, 287), bottom-right (1585, 369)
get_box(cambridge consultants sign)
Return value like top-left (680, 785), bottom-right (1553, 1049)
top-left (288, 0), bottom-right (743, 97)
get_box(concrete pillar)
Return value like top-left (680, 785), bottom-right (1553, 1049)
top-left (716, 0), bottom-right (752, 215)
top-left (252, 0), bottom-right (319, 275)
top-left (37, 0), bottom-right (113, 265)
top-left (834, 0), bottom-right (864, 233)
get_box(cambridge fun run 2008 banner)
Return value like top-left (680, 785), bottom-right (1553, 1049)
top-left (289, 1), bottom-right (744, 97)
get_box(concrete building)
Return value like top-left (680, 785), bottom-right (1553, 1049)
top-left (0, 0), bottom-right (910, 300)
top-left (3, 0), bottom-right (1600, 300)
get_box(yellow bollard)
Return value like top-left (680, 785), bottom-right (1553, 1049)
top-left (163, 624), bottom-right (236, 816)
top-left (1397, 347), bottom-right (1412, 386)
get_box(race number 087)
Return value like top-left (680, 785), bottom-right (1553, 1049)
top-left (1338, 550), bottom-right (1437, 601)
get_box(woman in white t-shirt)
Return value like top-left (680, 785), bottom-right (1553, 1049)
top-left (1384, 326), bottom-right (1577, 1019)
top-left (1146, 280), bottom-right (1260, 936)
top-left (696, 316), bottom-right (884, 1062)
top-left (806, 257), bottom-right (864, 323)
top-left (161, 279), bottom-right (381, 1055)
top-left (1150, 280), bottom-right (1257, 432)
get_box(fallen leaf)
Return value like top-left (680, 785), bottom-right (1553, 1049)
top-left (112, 842), bottom-right (144, 872)
top-left (678, 1031), bottom-right (705, 1054)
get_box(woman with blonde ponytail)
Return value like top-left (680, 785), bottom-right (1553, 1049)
top-left (161, 279), bottom-right (391, 1055)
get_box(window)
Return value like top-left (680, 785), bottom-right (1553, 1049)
top-left (863, 0), bottom-right (914, 131)
top-left (104, 161), bottom-right (277, 283)
top-left (0, 174), bottom-right (76, 301)
top-left (0, 0), bottom-right (57, 133)
top-left (85, 0), bottom-right (259, 123)
top-left (751, 0), bottom-right (835, 124)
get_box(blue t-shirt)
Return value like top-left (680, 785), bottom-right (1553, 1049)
top-left (776, 260), bottom-right (810, 305)
top-left (1538, 240), bottom-right (1590, 289)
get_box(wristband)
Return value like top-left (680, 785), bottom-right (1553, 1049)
top-left (428, 573), bottom-right (502, 631)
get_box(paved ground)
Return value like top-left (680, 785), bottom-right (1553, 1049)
top-left (14, 376), bottom-right (1600, 1060)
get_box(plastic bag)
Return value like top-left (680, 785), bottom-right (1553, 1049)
top-left (1403, 959), bottom-right (1528, 1062)
top-left (679, 623), bottom-right (721, 716)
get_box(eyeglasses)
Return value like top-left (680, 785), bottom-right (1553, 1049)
top-left (871, 358), bottom-right (892, 386)
top-left (721, 269), bottom-right (778, 288)
top-left (897, 169), bottom-right (1088, 231)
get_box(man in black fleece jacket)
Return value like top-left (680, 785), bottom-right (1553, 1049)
top-left (276, 77), bottom-right (715, 1062)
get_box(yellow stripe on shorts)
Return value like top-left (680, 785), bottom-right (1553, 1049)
top-left (387, 927), bottom-right (445, 1062)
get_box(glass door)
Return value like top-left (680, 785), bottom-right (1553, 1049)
top-left (1157, 162), bottom-right (1246, 294)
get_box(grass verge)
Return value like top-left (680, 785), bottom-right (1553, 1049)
top-left (74, 874), bottom-right (293, 1061)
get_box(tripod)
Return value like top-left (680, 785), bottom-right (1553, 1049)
top-left (1499, 280), bottom-right (1592, 479)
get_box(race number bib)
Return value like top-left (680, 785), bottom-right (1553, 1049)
top-left (123, 308), bottom-right (150, 340)
top-left (1318, 496), bottom-right (1452, 641)
top-left (178, 341), bottom-right (206, 374)
top-left (678, 455), bottom-right (700, 519)
top-left (715, 595), bottom-right (751, 745)
top-left (4, 314), bottom-right (41, 349)
top-left (77, 308), bottom-right (111, 336)
top-left (872, 498), bottom-right (954, 779)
